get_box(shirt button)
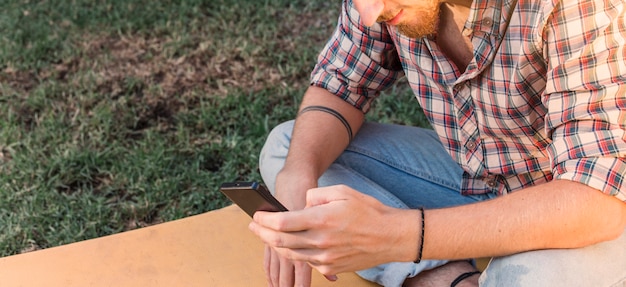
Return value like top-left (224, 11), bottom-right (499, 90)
top-left (482, 18), bottom-right (493, 26)
top-left (484, 174), bottom-right (498, 188)
top-left (465, 141), bottom-right (477, 150)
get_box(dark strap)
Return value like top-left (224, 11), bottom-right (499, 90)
top-left (298, 106), bottom-right (353, 142)
top-left (413, 207), bottom-right (425, 263)
top-left (450, 271), bottom-right (481, 287)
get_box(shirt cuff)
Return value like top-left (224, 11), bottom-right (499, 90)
top-left (310, 72), bottom-right (376, 113)
top-left (553, 157), bottom-right (626, 202)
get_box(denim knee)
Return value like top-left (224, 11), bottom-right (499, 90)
top-left (480, 229), bottom-right (626, 287)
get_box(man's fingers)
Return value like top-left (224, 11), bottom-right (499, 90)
top-left (294, 261), bottom-right (312, 287)
top-left (252, 186), bottom-right (354, 232)
top-left (268, 246), bottom-right (280, 287)
top-left (278, 255), bottom-right (295, 287)
top-left (253, 210), bottom-right (311, 232)
top-left (265, 245), bottom-right (313, 287)
top-left (264, 246), bottom-right (272, 286)
top-left (253, 208), bottom-right (329, 233)
top-left (250, 221), bottom-right (316, 249)
top-left (272, 248), bottom-right (339, 279)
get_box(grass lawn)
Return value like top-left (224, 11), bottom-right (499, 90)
top-left (0, 0), bottom-right (428, 256)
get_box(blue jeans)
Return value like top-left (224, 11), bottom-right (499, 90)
top-left (259, 120), bottom-right (626, 287)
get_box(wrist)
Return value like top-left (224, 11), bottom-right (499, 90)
top-left (389, 208), bottom-right (425, 263)
top-left (279, 161), bottom-right (320, 183)
top-left (274, 169), bottom-right (318, 210)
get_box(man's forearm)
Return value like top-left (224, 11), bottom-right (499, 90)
top-left (281, 86), bottom-right (365, 180)
top-left (271, 86), bottom-right (365, 211)
top-left (413, 180), bottom-right (626, 261)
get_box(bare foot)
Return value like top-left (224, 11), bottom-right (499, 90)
top-left (403, 261), bottom-right (480, 287)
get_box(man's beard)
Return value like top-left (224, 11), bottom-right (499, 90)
top-left (378, 1), bottom-right (442, 38)
top-left (397, 6), bottom-right (440, 38)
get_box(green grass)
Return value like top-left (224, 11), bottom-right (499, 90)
top-left (0, 0), bottom-right (428, 256)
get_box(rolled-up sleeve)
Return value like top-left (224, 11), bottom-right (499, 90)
top-left (310, 0), bottom-right (403, 113)
top-left (543, 0), bottom-right (626, 201)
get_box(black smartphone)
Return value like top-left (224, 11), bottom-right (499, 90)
top-left (219, 181), bottom-right (288, 217)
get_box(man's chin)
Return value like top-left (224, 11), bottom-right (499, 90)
top-left (395, 7), bottom-right (440, 39)
top-left (397, 24), bottom-right (437, 39)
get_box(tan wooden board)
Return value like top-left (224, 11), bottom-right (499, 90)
top-left (0, 205), bottom-right (379, 287)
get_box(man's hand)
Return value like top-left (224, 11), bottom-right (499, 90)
top-left (264, 245), bottom-right (313, 287)
top-left (257, 86), bottom-right (367, 286)
top-left (250, 185), bottom-right (418, 277)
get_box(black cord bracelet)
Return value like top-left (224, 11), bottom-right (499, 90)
top-left (298, 105), bottom-right (353, 142)
top-left (414, 207), bottom-right (425, 263)
top-left (450, 271), bottom-right (481, 287)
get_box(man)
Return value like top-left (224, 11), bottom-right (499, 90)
top-left (249, 0), bottom-right (626, 286)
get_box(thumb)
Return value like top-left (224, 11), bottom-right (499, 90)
top-left (305, 185), bottom-right (352, 208)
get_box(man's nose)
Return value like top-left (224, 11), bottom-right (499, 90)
top-left (352, 0), bottom-right (385, 26)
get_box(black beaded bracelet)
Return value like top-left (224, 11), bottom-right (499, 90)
top-left (414, 207), bottom-right (425, 263)
top-left (450, 271), bottom-right (481, 287)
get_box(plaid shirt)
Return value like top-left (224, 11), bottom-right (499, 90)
top-left (311, 0), bottom-right (626, 201)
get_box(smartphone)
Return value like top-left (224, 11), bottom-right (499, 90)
top-left (219, 181), bottom-right (288, 217)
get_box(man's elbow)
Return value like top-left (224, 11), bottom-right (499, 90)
top-left (611, 200), bottom-right (626, 237)
top-left (599, 199), bottom-right (626, 243)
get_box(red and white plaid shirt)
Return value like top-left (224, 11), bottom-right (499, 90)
top-left (311, 0), bottom-right (626, 200)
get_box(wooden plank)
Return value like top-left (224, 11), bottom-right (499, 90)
top-left (0, 205), bottom-right (379, 287)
